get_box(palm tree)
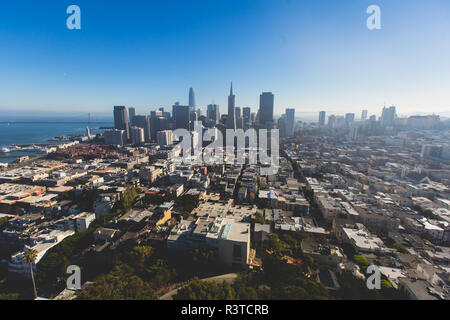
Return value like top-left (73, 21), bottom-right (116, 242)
top-left (23, 248), bottom-right (38, 299)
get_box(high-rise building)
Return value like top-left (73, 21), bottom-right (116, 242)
top-left (328, 115), bottom-right (336, 128)
top-left (173, 104), bottom-right (191, 130)
top-left (113, 106), bottom-right (130, 140)
top-left (243, 107), bottom-right (251, 126)
top-left (150, 109), bottom-right (170, 141)
top-left (226, 83), bottom-right (236, 130)
top-left (285, 108), bottom-right (295, 137)
top-left (319, 111), bottom-right (326, 126)
top-left (129, 107), bottom-right (136, 125)
top-left (157, 130), bottom-right (173, 147)
top-left (207, 104), bottom-right (220, 125)
top-left (130, 127), bottom-right (145, 145)
top-left (361, 109), bottom-right (368, 121)
top-left (235, 107), bottom-right (241, 120)
top-left (258, 92), bottom-right (274, 128)
top-left (133, 115), bottom-right (151, 142)
top-left (381, 106), bottom-right (396, 127)
top-left (278, 115), bottom-right (286, 137)
top-left (190, 110), bottom-right (198, 131)
top-left (104, 129), bottom-right (127, 146)
top-left (349, 124), bottom-right (359, 140)
top-left (345, 113), bottom-right (355, 126)
top-left (189, 88), bottom-right (196, 108)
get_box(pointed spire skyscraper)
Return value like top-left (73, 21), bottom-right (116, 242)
top-left (226, 82), bottom-right (236, 130)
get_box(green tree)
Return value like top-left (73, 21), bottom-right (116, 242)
top-left (253, 212), bottom-right (265, 224)
top-left (353, 255), bottom-right (369, 271)
top-left (268, 234), bottom-right (284, 252)
top-left (393, 243), bottom-right (408, 254)
top-left (129, 246), bottom-right (154, 273)
top-left (0, 217), bottom-right (9, 231)
top-left (23, 248), bottom-right (38, 299)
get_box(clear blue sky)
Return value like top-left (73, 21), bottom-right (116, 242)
top-left (0, 0), bottom-right (449, 118)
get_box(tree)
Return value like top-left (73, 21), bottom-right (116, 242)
top-left (175, 194), bottom-right (199, 213)
top-left (129, 246), bottom-right (154, 273)
top-left (393, 243), bottom-right (408, 254)
top-left (79, 266), bottom-right (155, 300)
top-left (353, 255), bottom-right (369, 271)
top-left (175, 278), bottom-right (228, 300)
top-left (268, 234), bottom-right (284, 252)
top-left (23, 248), bottom-right (38, 299)
top-left (0, 217), bottom-right (9, 231)
top-left (253, 212), bottom-right (265, 225)
top-left (381, 279), bottom-right (393, 289)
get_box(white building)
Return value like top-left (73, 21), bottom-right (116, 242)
top-left (131, 126), bottom-right (145, 145)
top-left (157, 130), bottom-right (173, 147)
top-left (167, 217), bottom-right (251, 268)
top-left (8, 230), bottom-right (74, 278)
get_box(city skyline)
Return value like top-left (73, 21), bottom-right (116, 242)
top-left (1, 0), bottom-right (450, 116)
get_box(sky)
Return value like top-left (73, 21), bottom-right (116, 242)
top-left (0, 0), bottom-right (449, 119)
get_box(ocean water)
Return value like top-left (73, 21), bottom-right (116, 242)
top-left (0, 122), bottom-right (111, 164)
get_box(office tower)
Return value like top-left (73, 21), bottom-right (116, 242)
top-left (285, 108), bottom-right (295, 137)
top-left (113, 106), bottom-right (130, 140)
top-left (381, 106), bottom-right (396, 127)
top-left (226, 82), bottom-right (236, 130)
top-left (258, 92), bottom-right (274, 128)
top-left (278, 115), bottom-right (287, 137)
top-left (235, 107), bottom-right (241, 120)
top-left (133, 115), bottom-right (151, 142)
top-left (319, 111), bottom-right (326, 126)
top-left (173, 104), bottom-right (191, 130)
top-left (129, 107), bottom-right (136, 125)
top-left (157, 130), bottom-right (173, 147)
top-left (190, 110), bottom-right (198, 130)
top-left (349, 124), bottom-right (359, 140)
top-left (250, 112), bottom-right (256, 124)
top-left (236, 117), bottom-right (244, 129)
top-left (235, 107), bottom-right (243, 129)
top-left (207, 104), bottom-right (220, 125)
top-left (243, 107), bottom-right (251, 125)
top-left (104, 129), bottom-right (127, 146)
top-left (369, 115), bottom-right (377, 122)
top-left (335, 116), bottom-right (346, 128)
top-left (150, 109), bottom-right (163, 140)
top-left (345, 113), bottom-right (355, 126)
top-left (361, 109), bottom-right (368, 121)
top-left (130, 127), bottom-right (145, 145)
top-left (328, 115), bottom-right (336, 128)
top-left (189, 88), bottom-right (196, 108)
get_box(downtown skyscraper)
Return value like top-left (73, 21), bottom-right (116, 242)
top-left (226, 83), bottom-right (236, 130)
top-left (285, 108), bottom-right (295, 137)
top-left (189, 88), bottom-right (196, 108)
top-left (207, 104), bottom-right (220, 125)
top-left (114, 106), bottom-right (130, 140)
top-left (258, 92), bottom-right (274, 129)
top-left (319, 111), bottom-right (326, 126)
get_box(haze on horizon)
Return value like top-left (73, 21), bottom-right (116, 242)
top-left (0, 0), bottom-right (449, 117)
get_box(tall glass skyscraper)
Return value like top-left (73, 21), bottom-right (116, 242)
top-left (113, 106), bottom-right (130, 140)
top-left (189, 87), bottom-right (196, 108)
top-left (286, 108), bottom-right (295, 137)
top-left (258, 92), bottom-right (274, 128)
